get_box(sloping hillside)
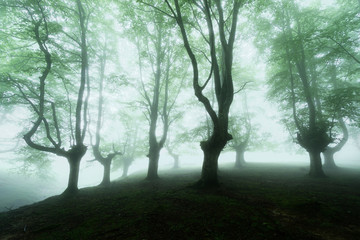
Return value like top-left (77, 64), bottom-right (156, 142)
top-left (0, 164), bottom-right (359, 240)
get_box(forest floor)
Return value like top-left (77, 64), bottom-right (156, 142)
top-left (0, 163), bottom-right (359, 240)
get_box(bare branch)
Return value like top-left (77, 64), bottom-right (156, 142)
top-left (139, 1), bottom-right (176, 19)
top-left (60, 76), bottom-right (75, 145)
top-left (61, 30), bottom-right (81, 46)
top-left (51, 102), bottom-right (62, 146)
top-left (234, 81), bottom-right (251, 95)
top-left (41, 115), bottom-right (59, 148)
top-left (193, 47), bottom-right (211, 63)
top-left (11, 77), bottom-right (40, 115)
top-left (329, 36), bottom-right (360, 65)
top-left (200, 63), bottom-right (213, 90)
top-left (189, 3), bottom-right (210, 45)
top-left (164, 0), bottom-right (177, 18)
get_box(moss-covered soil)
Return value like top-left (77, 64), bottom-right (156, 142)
top-left (0, 163), bottom-right (359, 240)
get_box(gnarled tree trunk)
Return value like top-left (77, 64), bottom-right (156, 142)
top-left (198, 131), bottom-right (228, 187)
top-left (200, 149), bottom-right (221, 186)
top-left (308, 150), bottom-right (325, 177)
top-left (323, 149), bottom-right (337, 169)
top-left (100, 160), bottom-right (111, 186)
top-left (297, 129), bottom-right (329, 178)
top-left (63, 145), bottom-right (87, 195)
top-left (147, 143), bottom-right (160, 180)
top-left (323, 119), bottom-right (348, 169)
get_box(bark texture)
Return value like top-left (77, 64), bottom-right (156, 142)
top-left (309, 150), bottom-right (326, 177)
top-left (63, 144), bottom-right (87, 195)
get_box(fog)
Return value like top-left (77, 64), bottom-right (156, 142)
top-left (0, 0), bottom-right (360, 218)
top-left (1, 139), bottom-right (359, 212)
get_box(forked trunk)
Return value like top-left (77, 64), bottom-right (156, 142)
top-left (308, 150), bottom-right (326, 177)
top-left (235, 148), bottom-right (245, 168)
top-left (100, 160), bottom-right (111, 186)
top-left (146, 147), bottom-right (160, 180)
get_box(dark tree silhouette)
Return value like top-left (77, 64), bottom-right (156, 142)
top-left (153, 0), bottom-right (244, 187)
top-left (5, 0), bottom-right (90, 194)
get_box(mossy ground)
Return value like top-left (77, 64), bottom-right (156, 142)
top-left (0, 163), bottom-right (359, 240)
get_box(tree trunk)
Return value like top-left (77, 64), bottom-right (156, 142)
top-left (64, 156), bottom-right (81, 195)
top-left (308, 150), bottom-right (326, 177)
top-left (235, 148), bottom-right (245, 168)
top-left (323, 149), bottom-right (337, 169)
top-left (62, 145), bottom-right (86, 195)
top-left (323, 119), bottom-right (347, 170)
top-left (122, 160), bottom-right (130, 178)
top-left (146, 146), bottom-right (160, 180)
top-left (196, 137), bottom-right (225, 187)
top-left (100, 160), bottom-right (111, 186)
top-left (200, 147), bottom-right (221, 187)
top-left (167, 148), bottom-right (180, 169)
top-left (173, 155), bottom-right (180, 169)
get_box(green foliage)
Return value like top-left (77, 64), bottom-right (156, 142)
top-left (15, 146), bottom-right (52, 179)
top-left (228, 113), bottom-right (274, 152)
top-left (251, 0), bottom-right (360, 153)
top-left (296, 121), bottom-right (332, 152)
top-left (1, 0), bottom-right (359, 182)
top-left (324, 86), bottom-right (360, 127)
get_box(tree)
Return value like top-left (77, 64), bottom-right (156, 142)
top-left (311, 0), bottom-right (360, 168)
top-left (229, 115), bottom-right (250, 168)
top-left (89, 36), bottom-right (122, 186)
top-left (118, 126), bottom-right (140, 178)
top-left (256, 0), bottom-right (335, 177)
top-left (228, 94), bottom-right (274, 168)
top-left (322, 84), bottom-right (360, 168)
top-left (108, 111), bottom-right (146, 179)
top-left (122, 3), bottom-right (185, 180)
top-left (1, 0), bottom-right (91, 194)
top-left (144, 0), bottom-right (244, 187)
top-left (261, 0), bottom-right (360, 176)
top-left (165, 133), bottom-right (182, 169)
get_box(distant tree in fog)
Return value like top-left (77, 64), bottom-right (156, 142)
top-left (89, 26), bottom-right (123, 187)
top-left (319, 0), bottom-right (360, 168)
top-left (113, 115), bottom-right (146, 178)
top-left (122, 2), bottom-right (186, 180)
top-left (253, 0), bottom-right (359, 177)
